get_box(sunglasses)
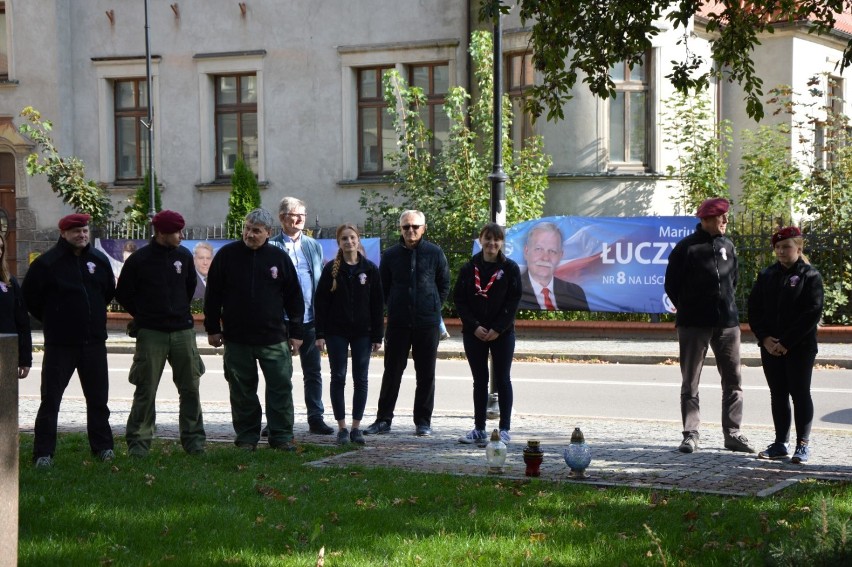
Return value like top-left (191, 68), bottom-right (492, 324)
top-left (401, 224), bottom-right (422, 231)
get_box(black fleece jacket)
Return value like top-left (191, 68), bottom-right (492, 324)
top-left (115, 238), bottom-right (196, 332)
top-left (664, 224), bottom-right (739, 328)
top-left (203, 240), bottom-right (304, 345)
top-left (748, 258), bottom-right (824, 352)
top-left (380, 236), bottom-right (450, 329)
top-left (314, 254), bottom-right (384, 343)
top-left (0, 276), bottom-right (33, 366)
top-left (22, 237), bottom-right (115, 345)
top-left (453, 252), bottom-right (522, 335)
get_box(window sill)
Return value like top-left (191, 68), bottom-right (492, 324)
top-left (196, 180), bottom-right (269, 192)
top-left (106, 183), bottom-right (167, 194)
top-left (0, 79), bottom-right (19, 88)
top-left (549, 170), bottom-right (662, 180)
top-left (338, 177), bottom-right (393, 187)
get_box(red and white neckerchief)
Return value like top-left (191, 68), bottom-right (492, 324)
top-left (474, 265), bottom-right (503, 298)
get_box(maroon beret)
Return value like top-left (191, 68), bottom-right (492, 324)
top-left (152, 210), bottom-right (185, 234)
top-left (58, 213), bottom-right (91, 231)
top-left (695, 197), bottom-right (730, 218)
top-left (771, 226), bottom-right (802, 246)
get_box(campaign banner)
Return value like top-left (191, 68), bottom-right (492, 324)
top-left (479, 216), bottom-right (697, 314)
top-left (95, 237), bottom-right (382, 301)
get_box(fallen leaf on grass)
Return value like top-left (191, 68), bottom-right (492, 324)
top-left (287, 495), bottom-right (298, 504)
top-left (255, 484), bottom-right (283, 500)
top-left (236, 464), bottom-right (248, 471)
top-left (316, 546), bottom-right (325, 567)
top-left (469, 504), bottom-right (477, 517)
top-left (683, 510), bottom-right (699, 521)
top-left (144, 473), bottom-right (155, 486)
top-left (529, 532), bottom-right (546, 543)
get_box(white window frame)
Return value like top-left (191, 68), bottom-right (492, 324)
top-left (94, 58), bottom-right (161, 184)
top-left (195, 52), bottom-right (265, 184)
top-left (338, 39), bottom-right (459, 180)
top-left (0, 0), bottom-right (16, 83)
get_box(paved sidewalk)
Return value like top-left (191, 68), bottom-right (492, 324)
top-left (21, 331), bottom-right (852, 496)
top-left (18, 396), bottom-right (852, 497)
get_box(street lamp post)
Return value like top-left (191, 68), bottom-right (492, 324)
top-left (487, 9), bottom-right (507, 420)
top-left (143, 0), bottom-right (156, 233)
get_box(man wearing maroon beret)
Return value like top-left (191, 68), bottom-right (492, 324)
top-left (116, 210), bottom-right (206, 457)
top-left (664, 197), bottom-right (755, 455)
top-left (22, 212), bottom-right (116, 468)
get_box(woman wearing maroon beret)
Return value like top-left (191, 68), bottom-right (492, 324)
top-left (748, 226), bottom-right (824, 464)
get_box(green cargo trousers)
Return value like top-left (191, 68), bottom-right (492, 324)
top-left (125, 328), bottom-right (206, 455)
top-left (223, 341), bottom-right (294, 446)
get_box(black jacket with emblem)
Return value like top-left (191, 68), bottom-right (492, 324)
top-left (115, 238), bottom-right (197, 332)
top-left (664, 224), bottom-right (739, 328)
top-left (203, 240), bottom-right (304, 345)
top-left (314, 253), bottom-right (384, 343)
top-left (453, 251), bottom-right (522, 335)
top-left (747, 258), bottom-right (823, 352)
top-left (22, 237), bottom-right (115, 345)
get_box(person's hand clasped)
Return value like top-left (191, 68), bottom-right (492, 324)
top-left (371, 342), bottom-right (382, 353)
top-left (763, 337), bottom-right (787, 356)
top-left (289, 338), bottom-right (303, 355)
top-left (208, 333), bottom-right (224, 348)
top-left (315, 338), bottom-right (326, 352)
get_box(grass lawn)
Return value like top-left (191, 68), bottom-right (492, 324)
top-left (17, 433), bottom-right (851, 566)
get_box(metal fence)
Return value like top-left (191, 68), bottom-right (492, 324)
top-left (729, 213), bottom-right (852, 324)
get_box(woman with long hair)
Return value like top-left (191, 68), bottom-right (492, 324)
top-left (453, 223), bottom-right (522, 446)
top-left (0, 233), bottom-right (32, 378)
top-left (314, 224), bottom-right (384, 445)
top-left (748, 226), bottom-right (824, 464)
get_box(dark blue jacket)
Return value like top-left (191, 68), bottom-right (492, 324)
top-left (380, 237), bottom-right (450, 329)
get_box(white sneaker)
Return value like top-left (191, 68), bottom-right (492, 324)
top-left (499, 430), bottom-right (511, 444)
top-left (35, 456), bottom-right (53, 468)
top-left (458, 429), bottom-right (487, 445)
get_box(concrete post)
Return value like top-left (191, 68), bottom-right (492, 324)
top-left (0, 334), bottom-right (19, 566)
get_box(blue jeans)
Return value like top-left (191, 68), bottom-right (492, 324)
top-left (290, 321), bottom-right (325, 423)
top-left (462, 330), bottom-right (515, 431)
top-left (326, 335), bottom-right (371, 422)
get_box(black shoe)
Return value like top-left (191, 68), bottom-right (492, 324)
top-left (309, 420), bottom-right (335, 435)
top-left (261, 425), bottom-right (269, 438)
top-left (724, 433), bottom-right (755, 453)
top-left (350, 428), bottom-right (366, 445)
top-left (269, 440), bottom-right (298, 452)
top-left (415, 425), bottom-right (432, 437)
top-left (364, 420), bottom-right (391, 435)
top-left (235, 442), bottom-right (257, 452)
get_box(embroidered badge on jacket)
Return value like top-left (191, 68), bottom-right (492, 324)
top-left (789, 275), bottom-right (800, 287)
top-left (174, 260), bottom-right (182, 274)
top-left (86, 261), bottom-right (96, 274)
top-left (359, 273), bottom-right (367, 285)
top-left (0, 282), bottom-right (7, 292)
top-left (720, 248), bottom-right (728, 261)
top-left (270, 266), bottom-right (279, 279)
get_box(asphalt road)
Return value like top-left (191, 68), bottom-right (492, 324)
top-left (18, 352), bottom-right (852, 433)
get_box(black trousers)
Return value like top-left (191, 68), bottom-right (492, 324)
top-left (376, 325), bottom-right (440, 427)
top-left (33, 342), bottom-right (114, 459)
top-left (760, 346), bottom-right (816, 445)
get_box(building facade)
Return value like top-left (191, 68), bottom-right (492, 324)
top-left (0, 1), bottom-right (849, 277)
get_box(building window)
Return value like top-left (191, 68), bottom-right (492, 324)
top-left (609, 55), bottom-right (650, 168)
top-left (506, 51), bottom-right (534, 151)
top-left (113, 79), bottom-right (149, 182)
top-left (0, 2), bottom-right (8, 80)
top-left (215, 74), bottom-right (257, 178)
top-left (409, 63), bottom-right (449, 158)
top-left (358, 66), bottom-right (394, 176)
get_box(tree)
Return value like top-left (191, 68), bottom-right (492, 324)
top-left (123, 170), bottom-right (163, 228)
top-left (661, 91), bottom-right (732, 214)
top-left (225, 158), bottom-right (261, 239)
top-left (360, 30), bottom-right (550, 278)
top-left (18, 106), bottom-right (113, 224)
top-left (480, 1), bottom-right (852, 122)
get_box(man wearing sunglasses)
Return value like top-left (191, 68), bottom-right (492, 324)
top-left (364, 210), bottom-right (450, 437)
